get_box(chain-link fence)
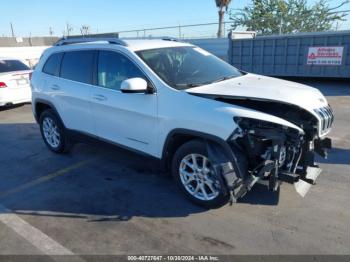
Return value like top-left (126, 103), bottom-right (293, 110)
top-left (116, 22), bottom-right (235, 39)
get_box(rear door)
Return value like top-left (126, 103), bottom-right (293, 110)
top-left (48, 50), bottom-right (96, 134)
top-left (90, 50), bottom-right (158, 156)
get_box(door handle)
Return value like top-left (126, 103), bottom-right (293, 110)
top-left (51, 84), bottom-right (61, 90)
top-left (93, 94), bottom-right (107, 101)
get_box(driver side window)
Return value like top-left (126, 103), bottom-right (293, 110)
top-left (97, 51), bottom-right (146, 91)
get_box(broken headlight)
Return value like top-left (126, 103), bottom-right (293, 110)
top-left (234, 117), bottom-right (285, 131)
top-left (231, 117), bottom-right (302, 170)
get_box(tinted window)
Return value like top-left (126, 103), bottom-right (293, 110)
top-left (43, 53), bottom-right (63, 76)
top-left (60, 51), bottom-right (94, 84)
top-left (0, 60), bottom-right (29, 73)
top-left (98, 51), bottom-right (146, 91)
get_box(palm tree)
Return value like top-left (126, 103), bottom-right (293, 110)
top-left (215, 0), bottom-right (232, 38)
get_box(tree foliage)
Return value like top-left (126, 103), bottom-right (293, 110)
top-left (215, 0), bottom-right (232, 10)
top-left (230, 0), bottom-right (349, 35)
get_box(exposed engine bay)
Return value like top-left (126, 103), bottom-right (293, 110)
top-left (195, 94), bottom-right (334, 202)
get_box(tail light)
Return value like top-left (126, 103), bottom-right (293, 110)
top-left (0, 82), bottom-right (7, 88)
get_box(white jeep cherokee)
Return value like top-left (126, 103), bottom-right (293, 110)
top-left (31, 37), bottom-right (333, 208)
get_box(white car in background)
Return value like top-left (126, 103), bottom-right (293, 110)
top-left (0, 57), bottom-right (32, 106)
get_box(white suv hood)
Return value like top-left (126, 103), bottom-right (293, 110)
top-left (187, 73), bottom-right (328, 112)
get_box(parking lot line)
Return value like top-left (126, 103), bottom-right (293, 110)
top-left (0, 159), bottom-right (91, 199)
top-left (0, 204), bottom-right (75, 255)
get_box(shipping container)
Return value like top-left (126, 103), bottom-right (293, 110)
top-left (228, 30), bottom-right (350, 78)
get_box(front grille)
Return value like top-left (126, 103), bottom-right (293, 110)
top-left (314, 105), bottom-right (334, 135)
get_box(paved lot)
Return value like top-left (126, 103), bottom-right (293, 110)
top-left (0, 79), bottom-right (349, 256)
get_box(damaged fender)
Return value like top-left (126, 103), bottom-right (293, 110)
top-left (205, 140), bottom-right (256, 204)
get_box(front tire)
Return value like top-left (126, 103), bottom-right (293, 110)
top-left (171, 140), bottom-right (229, 208)
top-left (39, 109), bottom-right (71, 154)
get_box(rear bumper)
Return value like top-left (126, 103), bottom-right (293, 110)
top-left (0, 87), bottom-right (32, 106)
top-left (0, 98), bottom-right (31, 106)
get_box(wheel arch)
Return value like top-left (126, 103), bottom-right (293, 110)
top-left (161, 129), bottom-right (237, 171)
top-left (34, 99), bottom-right (64, 126)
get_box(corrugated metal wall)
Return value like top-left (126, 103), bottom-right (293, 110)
top-left (228, 31), bottom-right (350, 78)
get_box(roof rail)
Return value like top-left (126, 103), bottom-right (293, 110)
top-left (161, 37), bottom-right (182, 42)
top-left (54, 35), bottom-right (128, 47)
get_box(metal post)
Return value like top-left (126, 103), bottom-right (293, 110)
top-left (29, 32), bottom-right (32, 46)
top-left (10, 23), bottom-right (15, 38)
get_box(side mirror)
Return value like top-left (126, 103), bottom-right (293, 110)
top-left (120, 78), bottom-right (148, 94)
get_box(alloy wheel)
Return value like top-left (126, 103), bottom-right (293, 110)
top-left (179, 153), bottom-right (220, 201)
top-left (42, 117), bottom-right (61, 148)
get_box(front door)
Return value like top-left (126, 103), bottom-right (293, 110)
top-left (90, 50), bottom-right (158, 156)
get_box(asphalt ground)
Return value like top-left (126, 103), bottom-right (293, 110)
top-left (0, 79), bottom-right (349, 257)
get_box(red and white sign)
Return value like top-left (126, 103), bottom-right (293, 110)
top-left (307, 46), bottom-right (344, 66)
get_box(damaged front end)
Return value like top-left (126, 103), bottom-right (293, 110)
top-left (208, 115), bottom-right (332, 204)
top-left (187, 76), bottom-right (334, 203)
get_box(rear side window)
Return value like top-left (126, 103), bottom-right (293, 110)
top-left (0, 60), bottom-right (29, 73)
top-left (42, 53), bottom-right (63, 76)
top-left (60, 51), bottom-right (95, 84)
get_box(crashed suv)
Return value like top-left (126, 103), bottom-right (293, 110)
top-left (31, 37), bottom-right (333, 208)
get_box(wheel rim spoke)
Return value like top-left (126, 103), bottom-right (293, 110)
top-left (200, 184), bottom-right (209, 200)
top-left (202, 157), bottom-right (207, 169)
top-left (191, 154), bottom-right (198, 169)
top-left (183, 159), bottom-right (195, 170)
top-left (193, 183), bottom-right (201, 194)
top-left (205, 180), bottom-right (216, 194)
top-left (52, 135), bottom-right (59, 146)
top-left (180, 169), bottom-right (195, 185)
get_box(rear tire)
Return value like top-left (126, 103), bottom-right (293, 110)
top-left (39, 109), bottom-right (71, 154)
top-left (171, 140), bottom-right (229, 209)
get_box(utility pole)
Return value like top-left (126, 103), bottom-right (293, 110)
top-left (80, 25), bottom-right (90, 36)
top-left (66, 22), bottom-right (73, 36)
top-left (10, 22), bottom-right (15, 38)
top-left (178, 23), bottom-right (182, 39)
top-left (29, 32), bottom-right (32, 46)
top-left (49, 27), bottom-right (54, 36)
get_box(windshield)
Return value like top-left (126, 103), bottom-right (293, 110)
top-left (0, 60), bottom-right (30, 73)
top-left (137, 46), bottom-right (243, 90)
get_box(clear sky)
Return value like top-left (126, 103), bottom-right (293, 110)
top-left (0, 0), bottom-right (349, 37)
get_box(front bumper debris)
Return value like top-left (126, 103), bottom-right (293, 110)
top-left (222, 134), bottom-right (332, 200)
top-left (314, 137), bottom-right (332, 158)
top-left (294, 166), bottom-right (322, 197)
